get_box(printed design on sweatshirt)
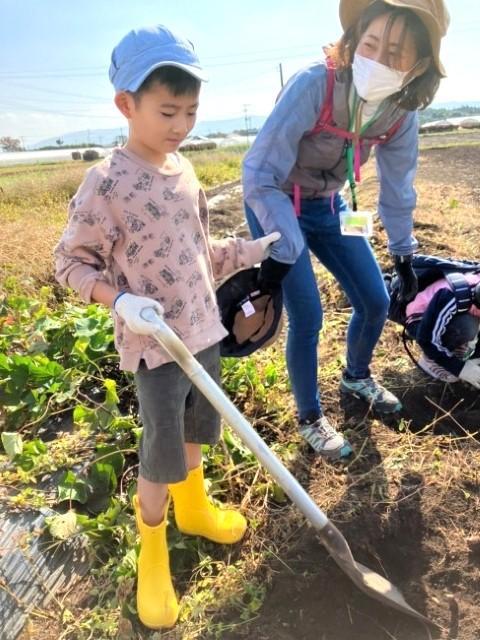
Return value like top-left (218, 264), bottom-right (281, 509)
top-left (71, 210), bottom-right (106, 227)
top-left (212, 247), bottom-right (230, 275)
top-left (124, 211), bottom-right (146, 234)
top-left (138, 276), bottom-right (159, 296)
top-left (133, 170), bottom-right (154, 192)
top-left (178, 248), bottom-right (195, 266)
top-left (144, 200), bottom-right (168, 220)
top-left (173, 208), bottom-right (190, 225)
top-left (192, 231), bottom-right (203, 246)
top-left (81, 240), bottom-right (106, 255)
top-left (97, 176), bottom-right (119, 201)
top-left (117, 273), bottom-right (129, 289)
top-left (164, 297), bottom-right (186, 320)
top-left (204, 293), bottom-right (214, 311)
top-left (163, 187), bottom-right (182, 202)
top-left (153, 233), bottom-right (173, 259)
top-left (125, 241), bottom-right (143, 265)
top-left (123, 191), bottom-right (137, 204)
top-left (142, 257), bottom-right (155, 269)
top-left (159, 266), bottom-right (182, 287)
top-left (103, 225), bottom-right (122, 244)
top-left (190, 309), bottom-right (205, 326)
top-left (186, 271), bottom-right (201, 289)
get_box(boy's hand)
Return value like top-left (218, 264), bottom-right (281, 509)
top-left (257, 232), bottom-right (281, 259)
top-left (114, 293), bottom-right (164, 335)
top-left (459, 360), bottom-right (480, 389)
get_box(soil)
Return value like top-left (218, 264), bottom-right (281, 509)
top-left (208, 144), bottom-right (480, 640)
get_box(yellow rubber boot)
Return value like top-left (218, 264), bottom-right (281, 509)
top-left (169, 465), bottom-right (247, 544)
top-left (133, 495), bottom-right (179, 629)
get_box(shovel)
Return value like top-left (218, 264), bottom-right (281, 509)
top-left (141, 307), bottom-right (433, 626)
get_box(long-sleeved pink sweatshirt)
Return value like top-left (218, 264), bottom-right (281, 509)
top-left (54, 147), bottom-right (265, 371)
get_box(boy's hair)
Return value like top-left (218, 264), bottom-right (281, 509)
top-left (131, 65), bottom-right (201, 103)
top-left (327, 0), bottom-right (441, 111)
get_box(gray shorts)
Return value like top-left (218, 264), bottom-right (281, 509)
top-left (134, 343), bottom-right (221, 484)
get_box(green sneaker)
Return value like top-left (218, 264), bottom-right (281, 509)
top-left (298, 416), bottom-right (353, 460)
top-left (340, 375), bottom-right (402, 414)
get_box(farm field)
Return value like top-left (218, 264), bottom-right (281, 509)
top-left (0, 139), bottom-right (479, 640)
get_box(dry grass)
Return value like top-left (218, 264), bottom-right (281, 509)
top-left (2, 137), bottom-right (480, 639)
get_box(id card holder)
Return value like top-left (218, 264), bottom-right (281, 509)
top-left (339, 210), bottom-right (374, 237)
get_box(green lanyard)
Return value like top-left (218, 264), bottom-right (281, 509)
top-left (345, 92), bottom-right (382, 212)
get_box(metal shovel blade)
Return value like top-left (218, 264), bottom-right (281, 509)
top-left (141, 308), bottom-right (435, 627)
top-left (317, 521), bottom-right (433, 625)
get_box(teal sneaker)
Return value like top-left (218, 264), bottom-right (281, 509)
top-left (340, 375), bottom-right (402, 414)
top-left (298, 416), bottom-right (353, 460)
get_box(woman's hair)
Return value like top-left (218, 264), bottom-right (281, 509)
top-left (131, 66), bottom-right (201, 103)
top-left (326, 0), bottom-right (441, 110)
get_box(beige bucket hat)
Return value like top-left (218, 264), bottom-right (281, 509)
top-left (339, 0), bottom-right (450, 76)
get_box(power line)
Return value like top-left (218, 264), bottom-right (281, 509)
top-left (0, 49), bottom-right (324, 80)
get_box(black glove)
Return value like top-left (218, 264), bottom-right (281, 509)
top-left (394, 254), bottom-right (418, 303)
top-left (257, 257), bottom-right (292, 293)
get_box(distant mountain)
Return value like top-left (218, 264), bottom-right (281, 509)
top-left (431, 100), bottom-right (480, 109)
top-left (30, 116), bottom-right (267, 149)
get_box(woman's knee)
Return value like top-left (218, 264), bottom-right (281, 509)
top-left (356, 287), bottom-right (390, 324)
top-left (285, 294), bottom-right (323, 337)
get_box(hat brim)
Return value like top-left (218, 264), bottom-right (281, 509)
top-left (118, 60), bottom-right (208, 92)
top-left (339, 0), bottom-right (447, 77)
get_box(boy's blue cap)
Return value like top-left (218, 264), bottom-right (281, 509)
top-left (109, 25), bottom-right (208, 92)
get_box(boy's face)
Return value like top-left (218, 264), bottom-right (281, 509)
top-left (117, 82), bottom-right (200, 161)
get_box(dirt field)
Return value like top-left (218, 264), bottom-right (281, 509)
top-left (1, 142), bottom-right (479, 640)
top-left (208, 145), bottom-right (480, 640)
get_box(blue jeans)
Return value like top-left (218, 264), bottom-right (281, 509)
top-left (245, 194), bottom-right (390, 421)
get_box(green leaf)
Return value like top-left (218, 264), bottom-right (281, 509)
top-left (73, 404), bottom-right (97, 429)
top-left (88, 462), bottom-right (117, 495)
top-left (103, 378), bottom-right (119, 412)
top-left (46, 510), bottom-right (78, 540)
top-left (86, 462), bottom-right (117, 514)
top-left (95, 445), bottom-right (125, 477)
top-left (1, 432), bottom-right (23, 460)
top-left (57, 469), bottom-right (88, 504)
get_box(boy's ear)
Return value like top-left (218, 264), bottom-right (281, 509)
top-left (114, 91), bottom-right (136, 118)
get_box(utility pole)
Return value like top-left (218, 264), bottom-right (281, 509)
top-left (279, 63), bottom-right (284, 89)
top-left (242, 104), bottom-right (251, 145)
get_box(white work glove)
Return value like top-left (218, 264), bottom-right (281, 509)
top-left (458, 359), bottom-right (480, 389)
top-left (114, 293), bottom-right (164, 336)
top-left (257, 232), bottom-right (281, 258)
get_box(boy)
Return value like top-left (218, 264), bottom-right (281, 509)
top-left (54, 25), bottom-right (280, 629)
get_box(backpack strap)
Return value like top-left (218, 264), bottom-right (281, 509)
top-left (292, 57), bottom-right (405, 216)
top-left (368, 116), bottom-right (406, 146)
top-left (445, 272), bottom-right (474, 313)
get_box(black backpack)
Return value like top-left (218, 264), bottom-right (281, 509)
top-left (386, 254), bottom-right (480, 329)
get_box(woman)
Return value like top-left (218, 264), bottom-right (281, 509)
top-left (243, 0), bottom-right (450, 460)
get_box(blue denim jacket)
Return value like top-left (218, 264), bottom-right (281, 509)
top-left (243, 62), bottom-right (419, 264)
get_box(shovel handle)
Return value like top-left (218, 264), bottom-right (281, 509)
top-left (140, 307), bottom-right (330, 530)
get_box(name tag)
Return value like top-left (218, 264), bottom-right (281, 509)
top-left (340, 210), bottom-right (374, 237)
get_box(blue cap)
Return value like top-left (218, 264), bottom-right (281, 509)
top-left (109, 25), bottom-right (208, 92)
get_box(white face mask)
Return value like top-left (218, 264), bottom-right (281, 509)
top-left (352, 53), bottom-right (409, 103)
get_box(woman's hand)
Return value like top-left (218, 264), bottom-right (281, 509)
top-left (394, 255), bottom-right (418, 303)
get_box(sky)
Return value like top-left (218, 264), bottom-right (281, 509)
top-left (1, 0), bottom-right (479, 145)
